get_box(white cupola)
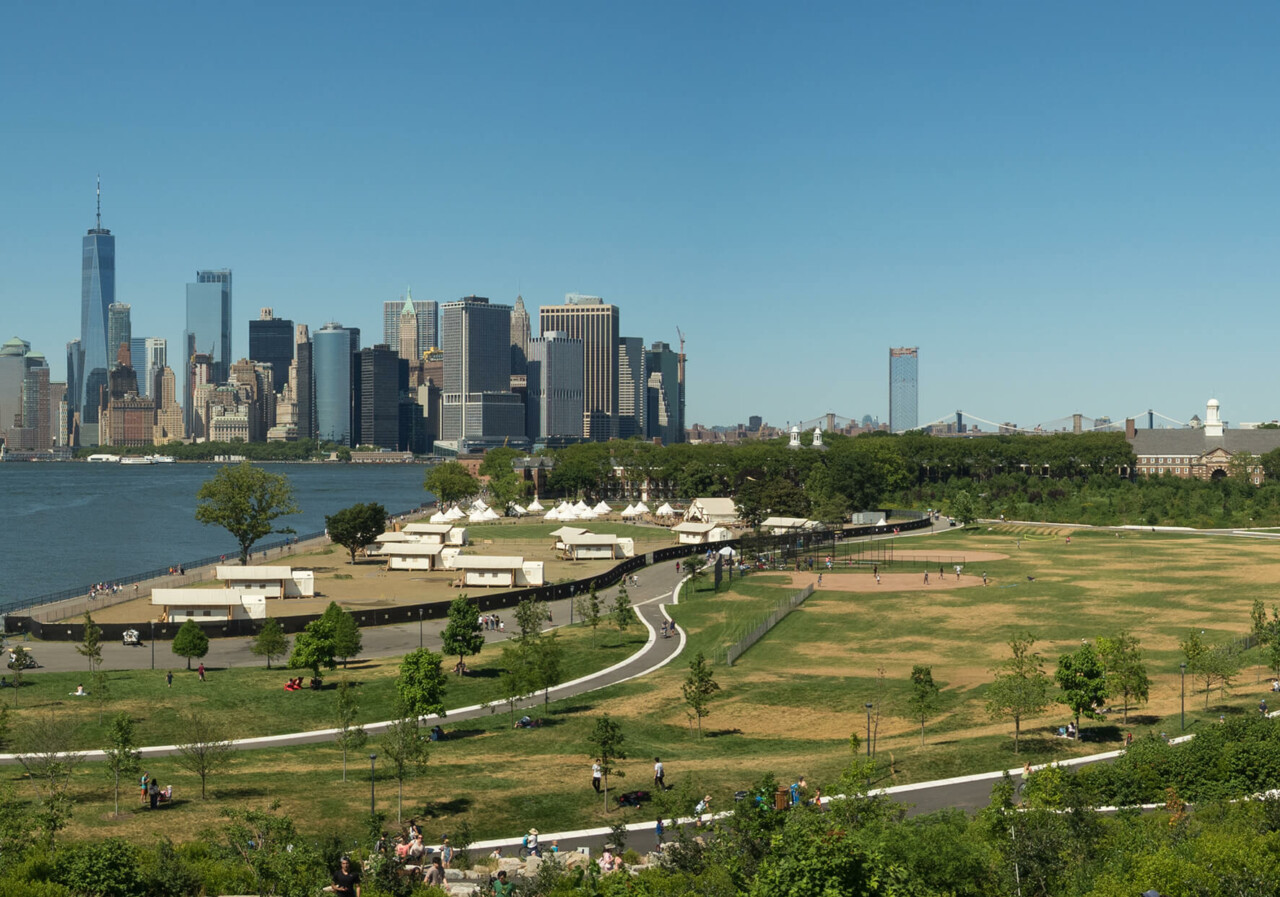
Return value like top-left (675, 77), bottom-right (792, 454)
top-left (1204, 399), bottom-right (1224, 437)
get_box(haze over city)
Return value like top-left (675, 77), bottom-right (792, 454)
top-left (4, 3), bottom-right (1280, 427)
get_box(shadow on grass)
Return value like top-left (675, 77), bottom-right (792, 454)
top-left (704, 728), bottom-right (742, 738)
top-left (440, 727), bottom-right (489, 741)
top-left (417, 796), bottom-right (472, 818)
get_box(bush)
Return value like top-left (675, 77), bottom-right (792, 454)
top-left (0, 881), bottom-right (72, 897)
top-left (55, 838), bottom-right (144, 897)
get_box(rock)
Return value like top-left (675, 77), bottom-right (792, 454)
top-left (523, 854), bottom-right (542, 875)
top-left (446, 884), bottom-right (480, 897)
top-left (497, 857), bottom-right (524, 875)
top-left (561, 850), bottom-right (591, 869)
top-left (444, 869), bottom-right (466, 881)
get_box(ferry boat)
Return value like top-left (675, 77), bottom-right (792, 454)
top-left (145, 454), bottom-right (177, 463)
top-left (86, 453), bottom-right (122, 463)
top-left (119, 456), bottom-right (155, 465)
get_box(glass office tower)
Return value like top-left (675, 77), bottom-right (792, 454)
top-left (79, 207), bottom-right (115, 426)
top-left (889, 346), bottom-right (919, 433)
top-left (184, 270), bottom-right (233, 436)
top-left (248, 308), bottom-right (294, 394)
top-left (313, 322), bottom-right (359, 445)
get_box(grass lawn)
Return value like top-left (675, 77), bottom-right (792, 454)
top-left (2, 625), bottom-right (647, 749)
top-left (16, 524), bottom-right (1280, 846)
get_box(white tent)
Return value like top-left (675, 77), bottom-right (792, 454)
top-left (444, 506), bottom-right (466, 521)
top-left (634, 501), bottom-right (651, 514)
top-left (718, 545), bottom-right (738, 557)
top-left (558, 509), bottom-right (579, 521)
top-left (655, 502), bottom-right (675, 517)
top-left (578, 509), bottom-right (598, 520)
top-left (592, 501), bottom-right (612, 514)
top-left (429, 511), bottom-right (450, 524)
top-left (556, 501), bottom-right (573, 513)
top-left (620, 503), bottom-right (638, 517)
top-left (468, 510), bottom-right (489, 523)
top-left (482, 507), bottom-right (501, 521)
top-left (544, 506), bottom-right (561, 520)
top-left (470, 498), bottom-right (489, 512)
top-left (574, 500), bottom-right (591, 513)
top-left (527, 499), bottom-right (545, 512)
top-left (510, 504), bottom-right (527, 516)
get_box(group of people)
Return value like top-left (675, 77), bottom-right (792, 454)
top-left (659, 620), bottom-right (675, 639)
top-left (165, 565), bottom-right (186, 576)
top-left (377, 821), bottom-right (457, 891)
top-left (283, 677), bottom-right (306, 691)
top-left (139, 772), bottom-right (171, 809)
top-left (88, 581), bottom-right (124, 599)
top-left (481, 614), bottom-right (504, 632)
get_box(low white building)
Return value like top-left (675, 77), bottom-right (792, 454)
top-left (683, 497), bottom-right (740, 526)
top-left (213, 566), bottom-right (315, 598)
top-left (380, 541), bottom-right (446, 571)
top-left (151, 588), bottom-right (267, 622)
top-left (402, 522), bottom-right (468, 545)
top-left (760, 516), bottom-right (816, 534)
top-left (672, 521), bottom-right (734, 545)
top-left (560, 533), bottom-right (636, 560)
top-left (451, 556), bottom-right (545, 588)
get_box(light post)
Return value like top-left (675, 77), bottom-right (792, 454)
top-left (150, 621), bottom-right (155, 670)
top-left (418, 608), bottom-right (424, 650)
top-left (369, 753), bottom-right (377, 816)
top-left (1180, 662), bottom-right (1187, 730)
top-left (864, 702), bottom-right (873, 757)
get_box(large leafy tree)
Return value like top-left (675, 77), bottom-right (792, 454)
top-left (1097, 631), bottom-right (1150, 723)
top-left (499, 641), bottom-right (535, 725)
top-left (250, 618), bottom-right (291, 669)
top-left (289, 611), bottom-right (339, 681)
top-left (424, 461), bottom-right (480, 506)
top-left (325, 502), bottom-right (387, 564)
top-left (441, 595), bottom-right (485, 670)
top-left (1054, 643), bottom-right (1110, 736)
top-left (396, 648), bottom-right (448, 724)
top-left (195, 462), bottom-right (299, 565)
top-left (986, 633), bottom-right (1052, 754)
top-left (682, 651), bottom-right (721, 737)
top-left (332, 608), bottom-right (363, 668)
top-left (171, 620), bottom-right (210, 670)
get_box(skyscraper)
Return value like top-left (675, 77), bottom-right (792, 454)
top-left (78, 179), bottom-right (115, 440)
top-left (525, 332), bottom-right (584, 441)
top-left (539, 294), bottom-right (619, 440)
top-left (107, 303), bottom-right (132, 367)
top-left (184, 269), bottom-right (233, 436)
top-left (617, 336), bottom-right (647, 439)
top-left (313, 322), bottom-right (359, 445)
top-left (510, 295), bottom-right (531, 375)
top-left (441, 296), bottom-right (525, 449)
top-left (358, 344), bottom-right (404, 449)
top-left (248, 308), bottom-right (294, 394)
top-left (294, 324), bottom-right (314, 440)
top-left (383, 291), bottom-right (438, 357)
top-left (889, 346), bottom-right (919, 433)
top-left (397, 296), bottom-right (418, 362)
top-left (645, 341), bottom-right (684, 445)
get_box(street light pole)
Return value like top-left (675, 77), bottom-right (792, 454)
top-left (865, 702), bottom-right (873, 758)
top-left (150, 621), bottom-right (155, 670)
top-left (418, 609), bottom-right (423, 650)
top-left (1180, 662), bottom-right (1187, 731)
top-left (369, 753), bottom-right (377, 816)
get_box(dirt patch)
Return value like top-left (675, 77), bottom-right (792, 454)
top-left (779, 572), bottom-right (994, 593)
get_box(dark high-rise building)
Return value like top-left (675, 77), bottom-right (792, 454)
top-left (294, 324), bottom-right (314, 440)
top-left (184, 269), bottom-right (233, 436)
top-left (78, 179), bottom-right (115, 441)
top-left (249, 307), bottom-right (294, 394)
top-left (441, 296), bottom-right (525, 449)
top-left (313, 322), bottom-right (359, 446)
top-left (526, 332), bottom-right (584, 442)
top-left (510, 295), bottom-right (531, 375)
top-left (358, 344), bottom-right (403, 449)
top-left (539, 294), bottom-right (619, 440)
top-left (383, 290), bottom-right (438, 357)
top-left (889, 346), bottom-right (919, 433)
top-left (617, 336), bottom-right (647, 439)
top-left (645, 341), bottom-right (684, 445)
top-left (107, 303), bottom-right (131, 368)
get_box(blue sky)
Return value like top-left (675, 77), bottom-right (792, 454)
top-left (4, 3), bottom-right (1280, 429)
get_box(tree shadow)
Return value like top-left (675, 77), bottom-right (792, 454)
top-left (554, 704), bottom-right (595, 715)
top-left (1124, 714), bottom-right (1160, 727)
top-left (1080, 724), bottom-right (1122, 743)
top-left (704, 728), bottom-right (742, 738)
top-left (461, 668), bottom-right (502, 681)
top-left (437, 726), bottom-right (488, 741)
top-left (416, 796), bottom-right (472, 818)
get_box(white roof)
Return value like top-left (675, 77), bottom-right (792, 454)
top-left (577, 509), bottom-right (598, 519)
top-left (672, 521), bottom-right (717, 534)
top-left (563, 533), bottom-right (621, 546)
top-left (470, 499), bottom-right (489, 512)
top-left (404, 523), bottom-right (455, 535)
top-left (511, 504), bottom-right (527, 515)
top-left (444, 506), bottom-right (466, 520)
top-left (380, 542), bottom-right (445, 556)
top-left (761, 516), bottom-right (811, 529)
top-left (692, 498), bottom-right (738, 515)
top-left (527, 499), bottom-right (545, 511)
top-left (557, 509), bottom-right (579, 520)
top-left (153, 588), bottom-right (263, 606)
top-left (468, 510), bottom-right (490, 522)
top-left (655, 502), bottom-right (675, 516)
top-left (429, 511), bottom-right (450, 523)
top-left (621, 503), bottom-right (637, 516)
top-left (550, 526), bottom-right (589, 538)
top-left (592, 501), bottom-right (612, 513)
top-left (544, 507), bottom-right (560, 520)
top-left (482, 507), bottom-right (501, 521)
top-left (375, 532), bottom-right (415, 542)
top-left (452, 555), bottom-right (525, 569)
top-left (216, 566), bottom-right (300, 581)
top-left (634, 501), bottom-right (651, 513)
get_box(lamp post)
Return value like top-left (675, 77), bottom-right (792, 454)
top-left (865, 702), bottom-right (873, 757)
top-left (150, 621), bottom-right (155, 670)
top-left (418, 608), bottom-right (424, 650)
top-left (1180, 662), bottom-right (1187, 731)
top-left (369, 753), bottom-right (377, 816)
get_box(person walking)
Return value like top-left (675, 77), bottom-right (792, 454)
top-left (325, 856), bottom-right (362, 897)
top-left (166, 670), bottom-right (173, 688)
top-left (653, 757), bottom-right (665, 791)
top-left (197, 662), bottom-right (206, 682)
top-left (592, 760), bottom-right (602, 793)
top-left (423, 857), bottom-right (445, 888)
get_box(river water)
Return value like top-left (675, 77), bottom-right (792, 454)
top-left (0, 462), bottom-right (433, 607)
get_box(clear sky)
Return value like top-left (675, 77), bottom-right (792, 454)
top-left (4, 3), bottom-right (1280, 430)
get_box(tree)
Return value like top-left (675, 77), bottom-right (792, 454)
top-left (195, 462), bottom-right (299, 565)
top-left (334, 678), bottom-right (367, 783)
top-left (682, 651), bottom-right (721, 737)
top-left (907, 665), bottom-right (942, 746)
top-left (379, 716), bottom-right (430, 824)
top-left (332, 608), bottom-right (363, 668)
top-left (986, 633), bottom-right (1052, 754)
top-left (103, 712), bottom-right (141, 817)
top-left (396, 648), bottom-right (448, 724)
top-left (16, 711), bottom-right (85, 847)
top-left (289, 608), bottom-right (340, 681)
top-left (498, 642), bottom-right (535, 726)
top-left (531, 631), bottom-right (566, 706)
top-left (173, 709), bottom-right (234, 799)
top-left (7, 645), bottom-right (31, 700)
top-left (515, 596), bottom-right (548, 643)
top-left (424, 461), bottom-right (480, 507)
top-left (611, 585), bottom-right (638, 640)
top-left (325, 502), bottom-right (387, 564)
top-left (76, 611), bottom-right (103, 674)
top-left (1097, 631), bottom-right (1150, 722)
top-left (575, 587), bottom-right (602, 647)
top-left (441, 595), bottom-right (485, 670)
top-left (91, 669), bottom-right (110, 725)
top-left (950, 490), bottom-right (976, 525)
top-left (250, 618), bottom-right (291, 670)
top-left (586, 713), bottom-right (627, 810)
top-left (1181, 631), bottom-right (1241, 709)
top-left (171, 620), bottom-right (210, 670)
top-left (1054, 643), bottom-right (1110, 736)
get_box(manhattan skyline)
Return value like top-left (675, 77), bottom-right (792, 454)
top-left (4, 3), bottom-right (1280, 427)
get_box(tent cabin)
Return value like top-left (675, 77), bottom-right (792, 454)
top-left (672, 521), bottom-right (734, 545)
top-left (760, 516), bottom-right (815, 535)
top-left (381, 541), bottom-right (446, 571)
top-left (683, 497), bottom-right (740, 525)
top-left (451, 555), bottom-right (545, 588)
top-left (561, 533), bottom-right (635, 560)
top-left (213, 566), bottom-right (314, 598)
top-left (550, 526), bottom-right (589, 551)
top-left (150, 588), bottom-right (266, 622)
top-left (402, 522), bottom-right (468, 545)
